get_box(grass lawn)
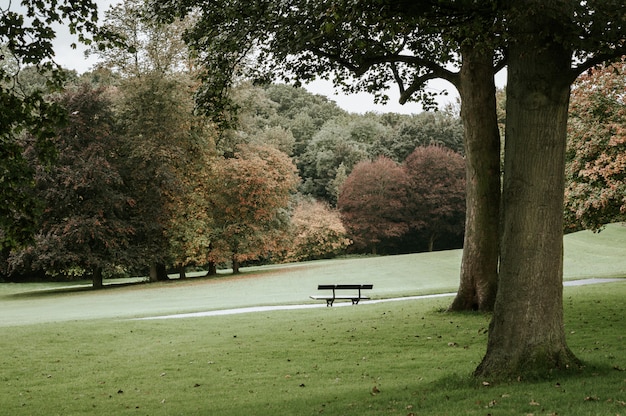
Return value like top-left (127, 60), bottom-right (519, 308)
top-left (0, 224), bottom-right (624, 414)
top-left (0, 283), bottom-right (624, 415)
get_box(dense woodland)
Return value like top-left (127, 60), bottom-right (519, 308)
top-left (1, 72), bottom-right (467, 283)
top-left (2, 59), bottom-right (625, 284)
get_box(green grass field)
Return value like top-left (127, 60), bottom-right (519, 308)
top-left (0, 224), bottom-right (624, 415)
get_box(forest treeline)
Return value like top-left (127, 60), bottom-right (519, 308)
top-left (0, 68), bottom-right (467, 285)
top-left (4, 57), bottom-right (624, 286)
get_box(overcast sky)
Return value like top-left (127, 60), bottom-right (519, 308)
top-left (47, 0), bottom-right (505, 115)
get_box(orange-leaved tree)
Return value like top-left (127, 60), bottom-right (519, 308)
top-left (283, 198), bottom-right (352, 262)
top-left (565, 59), bottom-right (626, 232)
top-left (207, 144), bottom-right (299, 273)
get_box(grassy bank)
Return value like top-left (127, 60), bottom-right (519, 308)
top-left (1, 224), bottom-right (625, 327)
top-left (1, 282), bottom-right (624, 415)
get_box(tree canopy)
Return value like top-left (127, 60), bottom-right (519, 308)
top-left (564, 59), bottom-right (626, 232)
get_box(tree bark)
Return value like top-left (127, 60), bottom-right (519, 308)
top-left (206, 261), bottom-right (217, 276)
top-left (449, 45), bottom-right (501, 312)
top-left (475, 1), bottom-right (580, 377)
top-left (232, 256), bottom-right (240, 274)
top-left (92, 267), bottom-right (103, 289)
top-left (149, 262), bottom-right (169, 282)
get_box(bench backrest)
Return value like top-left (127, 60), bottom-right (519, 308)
top-left (317, 284), bottom-right (373, 290)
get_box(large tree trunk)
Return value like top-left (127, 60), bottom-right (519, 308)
top-left (475, 1), bottom-right (580, 378)
top-left (449, 45), bottom-right (501, 312)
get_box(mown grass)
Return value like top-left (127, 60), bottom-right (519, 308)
top-left (1, 282), bottom-right (624, 416)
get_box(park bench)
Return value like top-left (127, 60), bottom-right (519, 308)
top-left (310, 284), bottom-right (373, 307)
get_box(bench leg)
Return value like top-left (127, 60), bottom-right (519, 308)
top-left (351, 298), bottom-right (359, 305)
top-left (326, 298), bottom-right (334, 307)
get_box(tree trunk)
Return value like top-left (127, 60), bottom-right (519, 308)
top-left (427, 233), bottom-right (436, 252)
top-left (206, 261), bottom-right (217, 276)
top-left (92, 267), bottom-right (103, 289)
top-left (449, 45), bottom-right (501, 312)
top-left (475, 1), bottom-right (580, 378)
top-left (178, 264), bottom-right (186, 279)
top-left (149, 262), bottom-right (169, 282)
top-left (232, 256), bottom-right (240, 274)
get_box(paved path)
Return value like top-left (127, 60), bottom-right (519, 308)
top-left (134, 278), bottom-right (623, 321)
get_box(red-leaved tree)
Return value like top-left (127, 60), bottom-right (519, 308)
top-left (338, 156), bottom-right (409, 254)
top-left (403, 146), bottom-right (466, 251)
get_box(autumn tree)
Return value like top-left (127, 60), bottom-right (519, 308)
top-left (338, 157), bottom-right (408, 254)
top-left (96, 0), bottom-right (214, 281)
top-left (403, 146), bottom-right (466, 252)
top-left (10, 85), bottom-right (136, 288)
top-left (208, 145), bottom-right (299, 274)
top-left (283, 198), bottom-right (351, 262)
top-left (564, 59), bottom-right (626, 232)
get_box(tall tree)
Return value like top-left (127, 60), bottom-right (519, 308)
top-left (475, 1), bottom-right (626, 378)
top-left (150, 0), bottom-right (503, 312)
top-left (207, 145), bottom-right (299, 274)
top-left (12, 85), bottom-right (136, 288)
top-left (564, 59), bottom-right (626, 232)
top-left (337, 156), bottom-right (409, 254)
top-left (0, 0), bottom-right (116, 249)
top-left (96, 0), bottom-right (213, 280)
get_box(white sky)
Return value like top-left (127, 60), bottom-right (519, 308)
top-left (47, 0), bottom-right (504, 115)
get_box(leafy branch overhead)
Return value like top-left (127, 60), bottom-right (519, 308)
top-left (149, 0), bottom-right (484, 125)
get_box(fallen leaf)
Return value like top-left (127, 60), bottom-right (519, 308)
top-left (482, 381), bottom-right (490, 386)
top-left (529, 400), bottom-right (540, 406)
top-left (584, 396), bottom-right (599, 401)
top-left (371, 386), bottom-right (380, 395)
